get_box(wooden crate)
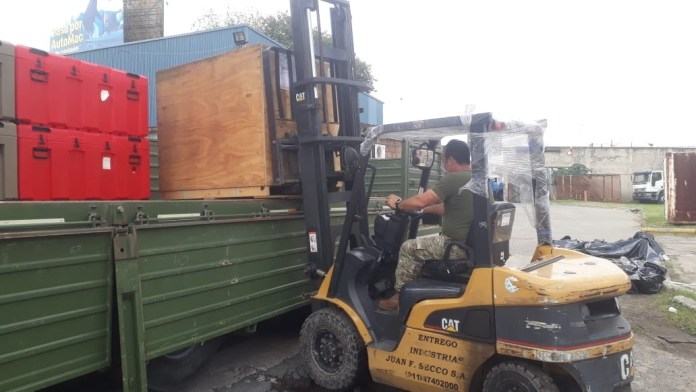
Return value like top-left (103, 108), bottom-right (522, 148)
top-left (157, 45), bottom-right (273, 199)
top-left (157, 45), bottom-right (342, 200)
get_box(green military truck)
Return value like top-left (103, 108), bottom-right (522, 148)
top-left (0, 153), bottom-right (439, 392)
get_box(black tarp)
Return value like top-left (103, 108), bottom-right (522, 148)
top-left (554, 232), bottom-right (668, 294)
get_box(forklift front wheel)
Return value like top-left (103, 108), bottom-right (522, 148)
top-left (300, 307), bottom-right (367, 391)
top-left (483, 361), bottom-right (559, 392)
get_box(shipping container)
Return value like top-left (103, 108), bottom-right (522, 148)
top-left (665, 152), bottom-right (696, 224)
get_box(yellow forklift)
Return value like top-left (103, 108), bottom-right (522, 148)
top-left (299, 114), bottom-right (635, 392)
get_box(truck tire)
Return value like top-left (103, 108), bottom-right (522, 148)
top-left (658, 192), bottom-right (665, 203)
top-left (147, 337), bottom-right (222, 391)
top-left (483, 361), bottom-right (559, 392)
top-left (300, 307), bottom-right (367, 391)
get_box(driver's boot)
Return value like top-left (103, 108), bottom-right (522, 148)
top-left (377, 293), bottom-right (399, 311)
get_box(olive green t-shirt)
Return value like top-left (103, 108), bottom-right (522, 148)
top-left (432, 170), bottom-right (473, 241)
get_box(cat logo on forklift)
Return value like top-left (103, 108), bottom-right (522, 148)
top-left (441, 318), bottom-right (460, 333)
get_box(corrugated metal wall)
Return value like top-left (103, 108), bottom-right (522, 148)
top-left (359, 92), bottom-right (383, 126)
top-left (69, 26), bottom-right (383, 129)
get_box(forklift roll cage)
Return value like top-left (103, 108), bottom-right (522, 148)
top-left (289, 0), bottom-right (550, 291)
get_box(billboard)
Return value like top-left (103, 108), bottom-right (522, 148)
top-left (50, 0), bottom-right (124, 54)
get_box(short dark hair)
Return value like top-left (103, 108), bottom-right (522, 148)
top-left (444, 139), bottom-right (470, 165)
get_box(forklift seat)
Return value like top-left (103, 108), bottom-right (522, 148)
top-left (399, 279), bottom-right (464, 322)
top-left (420, 240), bottom-right (474, 283)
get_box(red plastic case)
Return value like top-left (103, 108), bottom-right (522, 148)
top-left (111, 134), bottom-right (150, 199)
top-left (112, 70), bottom-right (148, 137)
top-left (15, 46), bottom-right (87, 129)
top-left (81, 62), bottom-right (116, 133)
top-left (18, 124), bottom-right (82, 200)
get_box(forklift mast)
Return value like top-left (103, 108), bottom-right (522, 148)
top-left (289, 0), bottom-right (368, 275)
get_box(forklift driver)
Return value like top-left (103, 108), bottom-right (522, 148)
top-left (379, 139), bottom-right (474, 311)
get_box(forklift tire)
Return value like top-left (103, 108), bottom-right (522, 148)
top-left (301, 307), bottom-right (367, 391)
top-left (483, 361), bottom-right (559, 392)
top-left (146, 337), bottom-right (222, 391)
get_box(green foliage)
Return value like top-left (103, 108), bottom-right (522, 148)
top-left (192, 8), bottom-right (376, 92)
top-left (553, 163), bottom-right (591, 177)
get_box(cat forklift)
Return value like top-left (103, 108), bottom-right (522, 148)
top-left (289, 2), bottom-right (634, 391)
top-left (299, 114), bottom-right (635, 392)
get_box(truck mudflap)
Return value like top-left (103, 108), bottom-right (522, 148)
top-left (558, 349), bottom-right (634, 392)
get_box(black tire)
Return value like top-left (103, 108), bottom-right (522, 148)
top-left (147, 337), bottom-right (222, 391)
top-left (483, 361), bottom-right (559, 392)
top-left (658, 192), bottom-right (665, 203)
top-left (300, 307), bottom-right (368, 391)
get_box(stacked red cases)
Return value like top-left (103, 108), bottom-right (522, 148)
top-left (17, 125), bottom-right (150, 200)
top-left (13, 46), bottom-right (150, 200)
top-left (15, 46), bottom-right (149, 138)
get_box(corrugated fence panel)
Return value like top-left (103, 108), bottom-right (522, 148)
top-left (0, 229), bottom-right (113, 392)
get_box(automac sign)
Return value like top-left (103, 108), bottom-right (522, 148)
top-left (50, 0), bottom-right (124, 54)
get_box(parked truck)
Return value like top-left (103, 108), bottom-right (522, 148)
top-left (632, 170), bottom-right (664, 203)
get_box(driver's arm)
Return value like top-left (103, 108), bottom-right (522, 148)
top-left (386, 190), bottom-right (442, 212)
top-left (422, 203), bottom-right (444, 216)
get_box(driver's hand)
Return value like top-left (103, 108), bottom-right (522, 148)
top-left (386, 194), bottom-right (401, 210)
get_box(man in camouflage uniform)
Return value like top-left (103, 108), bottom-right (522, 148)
top-left (378, 139), bottom-right (473, 311)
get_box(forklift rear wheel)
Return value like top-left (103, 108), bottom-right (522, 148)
top-left (301, 307), bottom-right (367, 391)
top-left (483, 361), bottom-right (559, 392)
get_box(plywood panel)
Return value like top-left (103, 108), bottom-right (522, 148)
top-left (157, 45), bottom-right (272, 197)
top-left (160, 186), bottom-right (269, 200)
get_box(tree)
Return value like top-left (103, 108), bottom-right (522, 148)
top-left (192, 9), bottom-right (376, 92)
top-left (553, 163), bottom-right (591, 177)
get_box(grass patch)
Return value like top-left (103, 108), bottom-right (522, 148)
top-left (551, 200), bottom-right (672, 227)
top-left (654, 288), bottom-right (696, 336)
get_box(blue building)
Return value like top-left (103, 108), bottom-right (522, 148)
top-left (69, 25), bottom-right (383, 129)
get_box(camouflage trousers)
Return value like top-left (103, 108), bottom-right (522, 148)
top-left (394, 234), bottom-right (468, 290)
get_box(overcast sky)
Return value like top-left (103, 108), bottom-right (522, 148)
top-left (1, 0), bottom-right (694, 147)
